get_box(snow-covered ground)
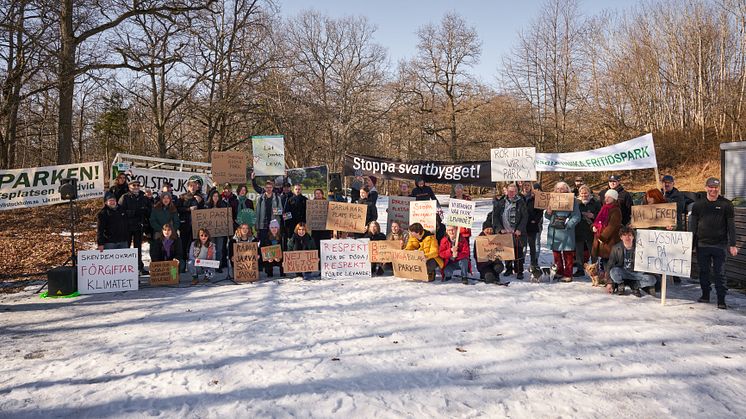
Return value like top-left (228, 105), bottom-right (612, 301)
top-left (1, 197), bottom-right (745, 418)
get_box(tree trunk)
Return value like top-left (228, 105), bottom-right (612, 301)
top-left (57, 0), bottom-right (75, 164)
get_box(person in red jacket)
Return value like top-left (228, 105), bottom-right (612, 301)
top-left (439, 225), bottom-right (470, 283)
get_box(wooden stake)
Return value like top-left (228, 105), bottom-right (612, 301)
top-left (654, 166), bottom-right (661, 190)
top-left (661, 273), bottom-right (667, 305)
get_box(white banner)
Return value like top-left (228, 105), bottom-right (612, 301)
top-left (120, 166), bottom-right (213, 196)
top-left (320, 239), bottom-right (372, 279)
top-left (77, 248), bottom-right (139, 294)
top-left (252, 135), bottom-right (285, 176)
top-left (535, 133), bottom-right (657, 172)
top-left (0, 161), bottom-right (105, 211)
top-left (633, 230), bottom-right (693, 277)
top-left (491, 147), bottom-right (536, 181)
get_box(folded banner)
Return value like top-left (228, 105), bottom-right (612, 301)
top-left (0, 161), bottom-right (105, 211)
top-left (535, 133), bottom-right (657, 172)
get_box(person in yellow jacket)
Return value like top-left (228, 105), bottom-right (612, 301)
top-left (405, 223), bottom-right (444, 282)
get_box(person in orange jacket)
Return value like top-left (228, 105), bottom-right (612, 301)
top-left (405, 223), bottom-right (444, 282)
top-left (439, 225), bottom-right (470, 283)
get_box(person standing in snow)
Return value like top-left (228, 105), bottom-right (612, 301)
top-left (521, 182), bottom-right (544, 272)
top-left (491, 183), bottom-right (528, 280)
top-left (599, 175), bottom-right (634, 226)
top-left (545, 181), bottom-right (582, 282)
top-left (574, 185), bottom-right (601, 277)
top-left (118, 179), bottom-right (152, 274)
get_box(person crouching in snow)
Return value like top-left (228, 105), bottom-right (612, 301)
top-left (439, 225), bottom-right (470, 284)
top-left (286, 222), bottom-right (320, 280)
top-left (188, 228), bottom-right (217, 284)
top-left (405, 223), bottom-right (444, 282)
top-left (474, 223), bottom-right (505, 284)
top-left (228, 223), bottom-right (258, 280)
top-left (605, 226), bottom-right (657, 297)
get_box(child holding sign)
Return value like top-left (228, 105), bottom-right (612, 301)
top-left (260, 219), bottom-right (284, 277)
top-left (286, 222), bottom-right (319, 280)
top-left (228, 223), bottom-right (258, 280)
top-left (363, 221), bottom-right (386, 275)
top-left (188, 228), bottom-right (217, 284)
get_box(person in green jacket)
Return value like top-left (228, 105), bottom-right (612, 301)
top-left (150, 192), bottom-right (180, 240)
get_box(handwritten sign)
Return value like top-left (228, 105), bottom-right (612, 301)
top-left (409, 200), bottom-right (437, 233)
top-left (283, 250), bottom-right (319, 273)
top-left (211, 151), bottom-right (246, 184)
top-left (149, 260), bottom-right (180, 286)
top-left (475, 234), bottom-right (515, 262)
top-left (77, 249), bottom-right (139, 294)
top-left (191, 207), bottom-right (232, 238)
top-left (634, 230), bottom-right (693, 277)
top-left (306, 199), bottom-right (329, 231)
top-left (491, 147), bottom-right (536, 181)
top-left (195, 258), bottom-right (220, 269)
top-left (320, 239), bottom-right (371, 279)
top-left (369, 240), bottom-right (402, 263)
top-left (391, 250), bottom-right (429, 281)
top-left (252, 135), bottom-right (285, 176)
top-left (631, 202), bottom-right (677, 229)
top-left (233, 242), bottom-right (259, 282)
top-left (533, 192), bottom-right (575, 212)
top-left (387, 196), bottom-right (414, 230)
top-left (326, 202), bottom-right (367, 233)
top-left (260, 244), bottom-right (282, 261)
top-left (444, 199), bottom-right (475, 228)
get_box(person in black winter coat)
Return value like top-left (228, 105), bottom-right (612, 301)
top-left (411, 177), bottom-right (439, 203)
top-left (474, 223), bottom-right (505, 284)
top-left (286, 222), bottom-right (319, 279)
top-left (177, 180), bottom-right (205, 268)
top-left (521, 182), bottom-right (544, 270)
top-left (363, 221), bottom-right (387, 275)
top-left (599, 175), bottom-right (634, 226)
top-left (97, 192), bottom-right (129, 250)
top-left (284, 184), bottom-right (308, 240)
top-left (150, 223), bottom-right (183, 264)
top-left (661, 175), bottom-right (692, 231)
top-left (575, 185), bottom-right (601, 276)
top-left (491, 183), bottom-right (528, 279)
top-left (118, 180), bottom-right (152, 272)
top-left (109, 172), bottom-right (130, 201)
top-left (357, 187), bottom-right (378, 228)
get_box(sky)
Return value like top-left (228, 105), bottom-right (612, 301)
top-left (278, 0), bottom-right (641, 85)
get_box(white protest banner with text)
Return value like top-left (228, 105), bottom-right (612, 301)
top-left (634, 229), bottom-right (693, 277)
top-left (0, 161), bottom-right (105, 211)
top-left (409, 200), bottom-right (437, 233)
top-left (77, 248), bottom-right (139, 294)
top-left (535, 133), bottom-right (657, 172)
top-left (320, 239), bottom-right (372, 279)
top-left (444, 198), bottom-right (475, 228)
top-left (123, 166), bottom-right (213, 196)
top-left (491, 147), bottom-right (536, 181)
top-left (252, 135), bottom-right (285, 176)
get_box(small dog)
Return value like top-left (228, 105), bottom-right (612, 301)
top-left (533, 266), bottom-right (557, 283)
top-left (530, 266), bottom-right (543, 283)
top-left (584, 262), bottom-right (606, 287)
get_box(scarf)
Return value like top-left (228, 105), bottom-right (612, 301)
top-left (593, 203), bottom-right (615, 237)
top-left (163, 238), bottom-right (174, 259)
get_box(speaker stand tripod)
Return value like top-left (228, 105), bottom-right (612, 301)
top-left (36, 199), bottom-right (76, 294)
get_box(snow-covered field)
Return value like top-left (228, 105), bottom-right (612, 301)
top-left (1, 197), bottom-right (745, 418)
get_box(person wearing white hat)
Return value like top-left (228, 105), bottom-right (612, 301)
top-left (592, 187), bottom-right (623, 287)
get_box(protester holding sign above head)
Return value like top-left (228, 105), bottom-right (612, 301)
top-left (521, 182), bottom-right (544, 272)
top-left (177, 179), bottom-right (205, 267)
top-left (97, 192), bottom-right (129, 251)
top-left (188, 228), bottom-right (217, 284)
top-left (592, 188), bottom-right (622, 272)
top-left (260, 219), bottom-right (285, 277)
top-left (491, 183), bottom-right (528, 280)
top-left (363, 221), bottom-right (387, 276)
top-left (545, 182), bottom-right (582, 282)
top-left (118, 179), bottom-right (152, 275)
top-left (150, 223), bottom-right (183, 265)
top-left (150, 192), bottom-right (180, 240)
top-left (599, 175), bottom-right (633, 225)
top-left (688, 177), bottom-right (737, 310)
top-left (206, 189), bottom-right (230, 272)
top-left (605, 226), bottom-right (657, 297)
top-left (411, 177), bottom-right (439, 203)
top-left (474, 223), bottom-right (505, 284)
top-left (575, 185), bottom-right (601, 277)
top-left (228, 223), bottom-right (258, 280)
top-left (109, 172), bottom-right (129, 201)
top-left (439, 225), bottom-right (470, 283)
top-left (405, 222), bottom-right (444, 282)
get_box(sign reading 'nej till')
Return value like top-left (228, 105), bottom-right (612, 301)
top-left (77, 248), bottom-right (139, 294)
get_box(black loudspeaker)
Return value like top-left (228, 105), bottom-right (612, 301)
top-left (47, 266), bottom-right (77, 296)
top-left (329, 173), bottom-right (342, 193)
top-left (59, 178), bottom-right (78, 200)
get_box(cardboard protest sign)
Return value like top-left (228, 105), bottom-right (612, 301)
top-left (533, 192), bottom-right (575, 212)
top-left (195, 258), bottom-right (220, 269)
top-left (387, 196), bottom-right (414, 230)
top-left (409, 200), bottom-right (437, 233)
top-left (306, 199), bottom-right (329, 231)
top-left (283, 250), bottom-right (320, 273)
top-left (491, 147), bottom-right (536, 181)
top-left (369, 240), bottom-right (402, 263)
top-left (444, 199), bottom-right (475, 228)
top-left (211, 151), bottom-right (246, 185)
top-left (391, 250), bottom-right (429, 281)
top-left (233, 242), bottom-right (259, 282)
top-left (634, 230), bottom-right (693, 277)
top-left (475, 234), bottom-right (516, 262)
top-left (320, 239), bottom-right (371, 278)
top-left (77, 249), bottom-right (139, 294)
top-left (326, 201), bottom-right (367, 233)
top-left (252, 135), bottom-right (285, 176)
top-left (0, 161), bottom-right (105, 211)
top-left (631, 203), bottom-right (677, 229)
top-left (191, 207), bottom-right (233, 239)
top-left (260, 244), bottom-right (282, 261)
top-left (149, 260), bottom-right (180, 286)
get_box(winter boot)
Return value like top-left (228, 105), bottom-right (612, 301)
top-left (697, 294), bottom-right (710, 303)
top-left (631, 283), bottom-right (642, 298)
top-left (484, 272), bottom-right (496, 284)
top-left (717, 295), bottom-right (727, 310)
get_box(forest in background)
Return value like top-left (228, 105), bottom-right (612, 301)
top-left (1, 0), bottom-right (745, 181)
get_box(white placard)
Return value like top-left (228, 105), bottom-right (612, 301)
top-left (633, 230), bottom-right (693, 277)
top-left (444, 199), bottom-right (475, 228)
top-left (535, 133), bottom-right (657, 172)
top-left (320, 239), bottom-right (371, 279)
top-left (252, 135), bottom-right (285, 176)
top-left (77, 248), bottom-right (139, 294)
top-left (491, 147), bottom-right (536, 181)
top-left (195, 258), bottom-right (221, 269)
top-left (409, 200), bottom-right (437, 233)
